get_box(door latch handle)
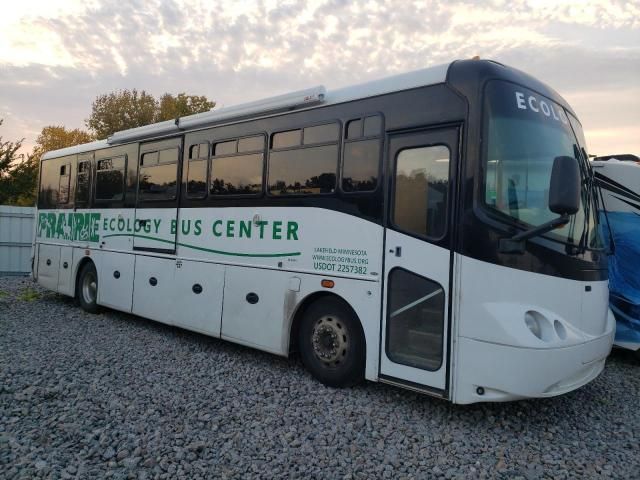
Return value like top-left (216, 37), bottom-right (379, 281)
top-left (394, 246), bottom-right (402, 257)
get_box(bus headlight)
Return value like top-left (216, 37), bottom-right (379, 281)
top-left (524, 311), bottom-right (554, 341)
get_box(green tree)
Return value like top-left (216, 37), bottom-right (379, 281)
top-left (156, 93), bottom-right (215, 122)
top-left (0, 119), bottom-right (38, 206)
top-left (86, 89), bottom-right (157, 139)
top-left (32, 126), bottom-right (94, 159)
top-left (86, 90), bottom-right (215, 139)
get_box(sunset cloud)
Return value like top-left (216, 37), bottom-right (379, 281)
top-left (1, 0), bottom-right (638, 155)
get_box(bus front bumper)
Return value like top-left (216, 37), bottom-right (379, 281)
top-left (453, 310), bottom-right (615, 404)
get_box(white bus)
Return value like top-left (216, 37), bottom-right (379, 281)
top-left (33, 59), bottom-right (615, 403)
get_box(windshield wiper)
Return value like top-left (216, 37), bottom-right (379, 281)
top-left (574, 145), bottom-right (592, 254)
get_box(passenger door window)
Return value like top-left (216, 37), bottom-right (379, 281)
top-left (393, 145), bottom-right (450, 239)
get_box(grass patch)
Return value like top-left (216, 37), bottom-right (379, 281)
top-left (0, 290), bottom-right (8, 299)
top-left (18, 288), bottom-right (41, 302)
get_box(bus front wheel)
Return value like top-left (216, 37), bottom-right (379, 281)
top-left (77, 262), bottom-right (99, 314)
top-left (298, 298), bottom-right (365, 388)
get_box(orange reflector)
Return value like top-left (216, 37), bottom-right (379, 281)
top-left (321, 279), bottom-right (334, 288)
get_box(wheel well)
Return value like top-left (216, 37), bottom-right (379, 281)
top-left (74, 257), bottom-right (95, 297)
top-left (288, 292), bottom-right (365, 355)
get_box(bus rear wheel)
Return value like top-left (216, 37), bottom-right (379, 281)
top-left (77, 262), bottom-right (99, 313)
top-left (298, 298), bottom-right (365, 388)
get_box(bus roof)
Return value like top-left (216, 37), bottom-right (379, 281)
top-left (42, 61), bottom-right (451, 160)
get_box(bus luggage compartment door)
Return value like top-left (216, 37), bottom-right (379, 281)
top-left (380, 127), bottom-right (458, 394)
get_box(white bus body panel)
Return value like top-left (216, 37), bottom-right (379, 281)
top-left (100, 209), bottom-right (136, 251)
top-left (97, 251), bottom-right (135, 312)
top-left (452, 255), bottom-right (615, 404)
top-left (133, 208), bottom-right (177, 251)
top-left (171, 260), bottom-right (224, 337)
top-left (37, 244), bottom-right (60, 291)
top-left (221, 267), bottom-right (294, 354)
top-left (57, 246), bottom-right (74, 296)
top-left (132, 256), bottom-right (177, 325)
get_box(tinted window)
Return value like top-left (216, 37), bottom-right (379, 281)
top-left (141, 151), bottom-right (158, 166)
top-left (394, 145), bottom-right (449, 238)
top-left (347, 119), bottom-right (362, 139)
top-left (342, 139), bottom-right (380, 192)
top-left (269, 144), bottom-right (338, 195)
top-left (38, 160), bottom-right (59, 208)
top-left (214, 140), bottom-right (237, 156)
top-left (272, 130), bottom-right (300, 149)
top-left (76, 160), bottom-right (91, 204)
top-left (58, 163), bottom-right (71, 204)
top-left (190, 143), bottom-right (209, 160)
top-left (238, 135), bottom-right (264, 153)
top-left (95, 156), bottom-right (126, 201)
top-left (159, 148), bottom-right (179, 164)
top-left (187, 160), bottom-right (208, 198)
top-left (303, 123), bottom-right (339, 145)
top-left (387, 268), bottom-right (444, 371)
top-left (139, 163), bottom-right (178, 201)
top-left (211, 153), bottom-right (263, 195)
top-left (363, 115), bottom-right (382, 137)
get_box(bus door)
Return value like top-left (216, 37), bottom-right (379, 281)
top-left (380, 127), bottom-right (459, 394)
top-left (134, 137), bottom-right (183, 253)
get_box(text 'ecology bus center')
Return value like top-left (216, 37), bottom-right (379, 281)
top-left (37, 212), bottom-right (300, 243)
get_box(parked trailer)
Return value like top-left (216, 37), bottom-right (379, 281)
top-left (593, 155), bottom-right (640, 354)
top-left (33, 59), bottom-right (614, 403)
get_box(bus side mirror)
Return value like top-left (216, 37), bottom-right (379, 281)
top-left (549, 156), bottom-right (580, 216)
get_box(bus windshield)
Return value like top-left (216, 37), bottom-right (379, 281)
top-left (483, 80), bottom-right (601, 250)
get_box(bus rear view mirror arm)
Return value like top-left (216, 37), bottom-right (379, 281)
top-left (500, 156), bottom-right (580, 254)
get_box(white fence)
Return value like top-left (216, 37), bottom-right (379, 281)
top-left (0, 205), bottom-right (35, 275)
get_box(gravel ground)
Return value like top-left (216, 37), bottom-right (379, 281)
top-left (1, 276), bottom-right (639, 480)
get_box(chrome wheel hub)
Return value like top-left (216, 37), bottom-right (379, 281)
top-left (82, 272), bottom-right (97, 304)
top-left (311, 315), bottom-right (349, 365)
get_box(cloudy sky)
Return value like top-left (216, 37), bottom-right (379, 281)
top-left (1, 0), bottom-right (639, 156)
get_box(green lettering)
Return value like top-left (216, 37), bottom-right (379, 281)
top-left (257, 220), bottom-right (268, 239)
top-left (153, 219), bottom-right (161, 233)
top-left (272, 220), bottom-right (282, 240)
top-left (73, 213), bottom-right (84, 241)
top-left (287, 221), bottom-right (299, 240)
top-left (171, 219), bottom-right (177, 235)
top-left (194, 220), bottom-right (202, 236)
top-left (89, 213), bottom-right (100, 242)
top-left (212, 220), bottom-right (223, 237)
top-left (226, 220), bottom-right (235, 237)
top-left (239, 221), bottom-right (251, 238)
top-left (37, 213), bottom-right (48, 238)
top-left (56, 213), bottom-right (66, 238)
top-left (46, 213), bottom-right (56, 238)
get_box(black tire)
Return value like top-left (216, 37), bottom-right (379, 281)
top-left (77, 262), bottom-right (99, 313)
top-left (298, 297), bottom-right (365, 388)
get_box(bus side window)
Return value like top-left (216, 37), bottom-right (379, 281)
top-left (58, 163), bottom-right (71, 205)
top-left (342, 114), bottom-right (383, 192)
top-left (95, 156), bottom-right (126, 201)
top-left (139, 148), bottom-right (179, 201)
top-left (186, 143), bottom-right (209, 198)
top-left (211, 135), bottom-right (264, 196)
top-left (76, 160), bottom-right (91, 206)
top-left (268, 123), bottom-right (339, 196)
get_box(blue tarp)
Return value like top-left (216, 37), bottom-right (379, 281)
top-left (602, 211), bottom-right (640, 345)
